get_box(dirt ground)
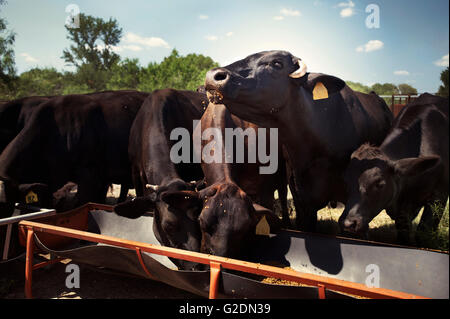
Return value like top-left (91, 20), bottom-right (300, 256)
top-left (1, 256), bottom-right (200, 299)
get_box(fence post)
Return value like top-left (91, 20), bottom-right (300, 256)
top-left (209, 262), bottom-right (221, 299)
top-left (24, 227), bottom-right (34, 299)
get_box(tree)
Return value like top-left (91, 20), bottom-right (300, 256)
top-left (138, 49), bottom-right (219, 92)
top-left (437, 67), bottom-right (449, 97)
top-left (106, 58), bottom-right (141, 90)
top-left (62, 13), bottom-right (122, 90)
top-left (0, 0), bottom-right (17, 98)
top-left (371, 83), bottom-right (400, 95)
top-left (14, 68), bottom-right (64, 98)
top-left (346, 81), bottom-right (372, 93)
top-left (398, 83), bottom-right (418, 95)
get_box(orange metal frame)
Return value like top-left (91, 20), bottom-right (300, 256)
top-left (18, 217), bottom-right (429, 300)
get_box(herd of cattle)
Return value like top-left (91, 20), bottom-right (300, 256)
top-left (0, 50), bottom-right (448, 269)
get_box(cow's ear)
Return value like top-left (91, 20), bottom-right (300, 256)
top-left (160, 190), bottom-right (202, 220)
top-left (393, 156), bottom-right (441, 178)
top-left (253, 203), bottom-right (282, 235)
top-left (303, 73), bottom-right (346, 100)
top-left (114, 195), bottom-right (157, 219)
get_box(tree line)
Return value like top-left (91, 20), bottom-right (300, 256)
top-left (0, 12), bottom-right (218, 100)
top-left (1, 8), bottom-right (449, 101)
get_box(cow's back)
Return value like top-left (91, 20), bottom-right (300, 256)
top-left (343, 87), bottom-right (393, 146)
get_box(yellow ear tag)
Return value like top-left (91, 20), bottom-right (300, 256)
top-left (255, 215), bottom-right (270, 236)
top-left (25, 191), bottom-right (38, 204)
top-left (313, 82), bottom-right (329, 100)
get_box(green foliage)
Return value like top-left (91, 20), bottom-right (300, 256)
top-left (106, 58), bottom-right (141, 90)
top-left (0, 49), bottom-right (220, 99)
top-left (14, 68), bottom-right (65, 98)
top-left (62, 13), bottom-right (122, 91)
top-left (0, 2), bottom-right (17, 98)
top-left (346, 81), bottom-right (372, 93)
top-left (371, 83), bottom-right (400, 95)
top-left (62, 13), bottom-right (122, 70)
top-left (346, 81), bottom-right (419, 101)
top-left (437, 67), bottom-right (449, 97)
top-left (398, 83), bottom-right (418, 94)
top-left (138, 49), bottom-right (219, 92)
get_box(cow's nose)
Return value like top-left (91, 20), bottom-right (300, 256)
top-left (205, 68), bottom-right (231, 88)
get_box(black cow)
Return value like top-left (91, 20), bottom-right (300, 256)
top-left (205, 50), bottom-right (393, 231)
top-left (114, 90), bottom-right (287, 262)
top-left (193, 102), bottom-right (286, 258)
top-left (158, 102), bottom-right (286, 259)
top-left (114, 89), bottom-right (207, 270)
top-left (339, 94), bottom-right (449, 244)
top-left (0, 96), bottom-right (51, 154)
top-left (0, 90), bottom-right (149, 208)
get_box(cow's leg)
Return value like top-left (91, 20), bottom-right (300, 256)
top-left (76, 172), bottom-right (108, 205)
top-left (289, 177), bottom-right (320, 232)
top-left (293, 159), bottom-right (342, 232)
top-left (117, 184), bottom-right (129, 203)
top-left (394, 212), bottom-right (412, 245)
top-left (278, 183), bottom-right (290, 228)
top-left (276, 159), bottom-right (291, 228)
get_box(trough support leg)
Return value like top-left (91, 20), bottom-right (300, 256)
top-left (318, 284), bottom-right (326, 299)
top-left (135, 247), bottom-right (155, 280)
top-left (24, 227), bottom-right (34, 299)
top-left (209, 262), bottom-right (221, 299)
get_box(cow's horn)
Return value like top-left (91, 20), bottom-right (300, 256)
top-left (145, 184), bottom-right (159, 191)
top-left (288, 59), bottom-right (307, 79)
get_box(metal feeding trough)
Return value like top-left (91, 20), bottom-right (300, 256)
top-left (14, 203), bottom-right (449, 299)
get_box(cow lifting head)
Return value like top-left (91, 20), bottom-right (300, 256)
top-left (204, 50), bottom-right (345, 126)
top-left (339, 144), bottom-right (442, 236)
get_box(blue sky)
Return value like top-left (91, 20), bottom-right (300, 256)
top-left (2, 0), bottom-right (449, 92)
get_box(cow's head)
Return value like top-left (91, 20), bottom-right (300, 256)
top-left (170, 182), bottom-right (280, 259)
top-left (114, 179), bottom-right (204, 271)
top-left (339, 144), bottom-right (442, 236)
top-left (0, 180), bottom-right (53, 208)
top-left (204, 50), bottom-right (345, 127)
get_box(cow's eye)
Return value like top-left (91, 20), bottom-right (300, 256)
top-left (375, 180), bottom-right (386, 190)
top-left (164, 221), bottom-right (178, 232)
top-left (239, 69), bottom-right (251, 77)
top-left (271, 61), bottom-right (283, 69)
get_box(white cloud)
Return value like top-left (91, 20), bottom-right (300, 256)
top-left (199, 14), bottom-right (209, 20)
top-left (20, 53), bottom-right (38, 63)
top-left (123, 32), bottom-right (170, 49)
top-left (340, 7), bottom-right (355, 17)
top-left (394, 70), bottom-right (410, 76)
top-left (205, 35), bottom-right (218, 41)
top-left (280, 8), bottom-right (301, 17)
top-left (434, 53), bottom-right (449, 67)
top-left (337, 0), bottom-right (355, 18)
top-left (356, 40), bottom-right (384, 53)
top-left (337, 0), bottom-right (355, 8)
top-left (121, 45), bottom-right (143, 52)
top-left (273, 16), bottom-right (284, 21)
top-left (225, 32), bottom-right (233, 37)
